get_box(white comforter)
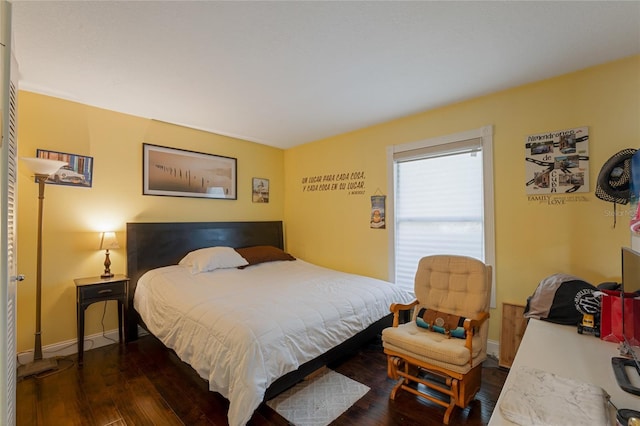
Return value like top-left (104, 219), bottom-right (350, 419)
top-left (134, 259), bottom-right (412, 426)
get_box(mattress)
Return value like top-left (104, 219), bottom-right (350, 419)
top-left (134, 259), bottom-right (412, 426)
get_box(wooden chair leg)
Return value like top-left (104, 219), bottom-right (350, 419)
top-left (443, 378), bottom-right (459, 424)
top-left (389, 356), bottom-right (410, 400)
top-left (390, 379), bottom-right (404, 400)
top-left (387, 355), bottom-right (398, 380)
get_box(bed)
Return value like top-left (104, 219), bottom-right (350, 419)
top-left (126, 221), bottom-right (411, 426)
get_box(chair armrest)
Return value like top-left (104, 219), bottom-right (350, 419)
top-left (463, 311), bottom-right (490, 332)
top-left (389, 300), bottom-right (419, 327)
top-left (463, 311), bottom-right (490, 365)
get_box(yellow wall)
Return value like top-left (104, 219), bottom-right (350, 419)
top-left (16, 55), bottom-right (640, 353)
top-left (284, 55), bottom-right (640, 342)
top-left (16, 92), bottom-right (285, 351)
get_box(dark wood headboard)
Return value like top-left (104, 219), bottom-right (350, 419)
top-left (126, 221), bottom-right (284, 340)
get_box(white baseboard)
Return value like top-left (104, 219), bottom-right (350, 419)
top-left (487, 338), bottom-right (499, 359)
top-left (17, 328), bottom-right (121, 365)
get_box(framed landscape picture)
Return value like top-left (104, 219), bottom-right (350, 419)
top-left (36, 149), bottom-right (93, 187)
top-left (143, 143), bottom-right (237, 199)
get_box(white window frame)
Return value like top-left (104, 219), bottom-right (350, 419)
top-left (386, 125), bottom-right (496, 307)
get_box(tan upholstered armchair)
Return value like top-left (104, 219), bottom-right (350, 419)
top-left (382, 255), bottom-right (492, 424)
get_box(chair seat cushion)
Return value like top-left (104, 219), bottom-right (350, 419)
top-left (382, 322), bottom-right (485, 373)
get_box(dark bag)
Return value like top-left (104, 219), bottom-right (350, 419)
top-left (524, 273), bottom-right (598, 325)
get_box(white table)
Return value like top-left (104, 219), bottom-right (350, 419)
top-left (489, 318), bottom-right (640, 425)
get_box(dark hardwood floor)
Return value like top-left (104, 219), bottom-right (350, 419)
top-left (17, 335), bottom-right (508, 425)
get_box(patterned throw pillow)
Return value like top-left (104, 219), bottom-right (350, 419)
top-left (416, 307), bottom-right (467, 339)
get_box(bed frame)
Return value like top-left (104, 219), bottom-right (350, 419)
top-left (125, 220), bottom-right (392, 399)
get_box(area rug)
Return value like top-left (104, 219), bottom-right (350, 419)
top-left (266, 369), bottom-right (370, 426)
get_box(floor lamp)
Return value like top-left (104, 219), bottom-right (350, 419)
top-left (17, 157), bottom-right (67, 379)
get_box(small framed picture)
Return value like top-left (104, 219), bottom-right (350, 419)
top-left (36, 149), bottom-right (93, 187)
top-left (370, 195), bottom-right (386, 229)
top-left (143, 143), bottom-right (237, 199)
top-left (252, 177), bottom-right (269, 203)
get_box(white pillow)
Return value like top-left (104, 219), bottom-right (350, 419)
top-left (178, 246), bottom-right (248, 274)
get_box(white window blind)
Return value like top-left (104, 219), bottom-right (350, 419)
top-left (388, 127), bottom-right (495, 307)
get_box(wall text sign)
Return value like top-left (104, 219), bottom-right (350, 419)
top-left (301, 171), bottom-right (366, 195)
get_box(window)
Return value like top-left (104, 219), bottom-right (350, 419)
top-left (386, 126), bottom-right (495, 306)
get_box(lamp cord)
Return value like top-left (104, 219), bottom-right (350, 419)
top-left (16, 301), bottom-right (119, 376)
top-left (101, 301), bottom-right (118, 344)
top-left (16, 301), bottom-right (117, 370)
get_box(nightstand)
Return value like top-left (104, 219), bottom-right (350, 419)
top-left (75, 274), bottom-right (129, 365)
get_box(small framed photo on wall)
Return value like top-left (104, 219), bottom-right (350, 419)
top-left (36, 149), bottom-right (93, 187)
top-left (252, 177), bottom-right (269, 203)
top-left (370, 194), bottom-right (386, 229)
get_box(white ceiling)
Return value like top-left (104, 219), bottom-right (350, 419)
top-left (10, 1), bottom-right (640, 149)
